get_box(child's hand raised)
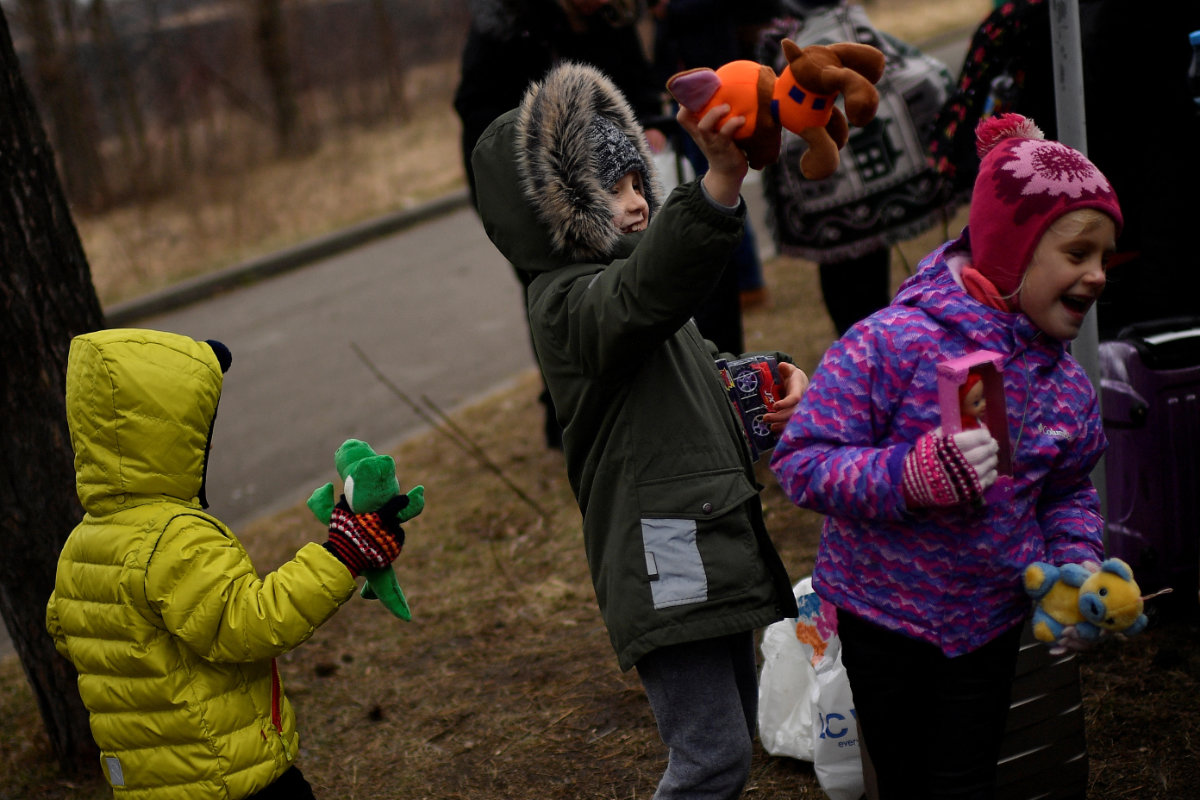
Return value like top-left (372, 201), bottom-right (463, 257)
top-left (677, 104), bottom-right (748, 208)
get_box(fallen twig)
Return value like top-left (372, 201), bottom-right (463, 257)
top-left (492, 705), bottom-right (583, 756)
top-left (350, 341), bottom-right (548, 519)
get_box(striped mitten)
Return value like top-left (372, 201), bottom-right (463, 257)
top-left (902, 428), bottom-right (999, 508)
top-left (323, 496), bottom-right (407, 576)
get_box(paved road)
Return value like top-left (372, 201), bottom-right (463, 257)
top-left (127, 204), bottom-right (536, 530)
top-left (6, 31), bottom-right (972, 661)
top-left (129, 30), bottom-right (970, 533)
top-left (125, 179), bottom-right (782, 532)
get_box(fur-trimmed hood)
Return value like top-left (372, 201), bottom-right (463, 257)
top-left (471, 61), bottom-right (662, 274)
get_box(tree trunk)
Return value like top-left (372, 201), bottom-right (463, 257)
top-left (0, 5), bottom-right (104, 777)
top-left (89, 0), bottom-right (150, 200)
top-left (15, 0), bottom-right (110, 211)
top-left (368, 0), bottom-right (409, 122)
top-left (253, 0), bottom-right (302, 155)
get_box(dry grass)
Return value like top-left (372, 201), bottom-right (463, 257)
top-left (6, 234), bottom-right (1199, 800)
top-left (75, 0), bottom-right (995, 309)
top-left (0, 263), bottom-right (838, 798)
top-left (862, 0), bottom-right (991, 44)
top-left (77, 68), bottom-right (464, 307)
top-left (7, 1), bottom-right (1198, 797)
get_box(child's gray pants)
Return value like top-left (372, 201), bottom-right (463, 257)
top-left (636, 630), bottom-right (758, 800)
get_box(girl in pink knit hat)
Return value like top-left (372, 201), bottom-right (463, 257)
top-left (965, 114), bottom-right (1122, 330)
top-left (770, 113), bottom-right (1121, 799)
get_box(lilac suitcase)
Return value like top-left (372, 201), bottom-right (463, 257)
top-left (1099, 317), bottom-right (1200, 611)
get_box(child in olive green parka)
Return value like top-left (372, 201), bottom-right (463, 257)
top-left (471, 62), bottom-right (809, 799)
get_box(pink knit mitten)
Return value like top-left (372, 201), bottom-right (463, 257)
top-left (902, 428), bottom-right (999, 508)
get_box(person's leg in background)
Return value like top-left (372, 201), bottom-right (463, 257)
top-left (679, 134), bottom-right (748, 353)
top-left (636, 631), bottom-right (759, 800)
top-left (522, 281), bottom-right (562, 449)
top-left (817, 246), bottom-right (893, 337)
top-left (245, 767), bottom-right (318, 800)
top-left (538, 384), bottom-right (561, 450)
top-left (735, 221), bottom-right (770, 311)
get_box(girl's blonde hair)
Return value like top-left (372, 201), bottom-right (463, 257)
top-left (1045, 208), bottom-right (1112, 238)
top-left (1008, 208), bottom-right (1114, 300)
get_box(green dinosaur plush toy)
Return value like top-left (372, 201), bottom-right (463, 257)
top-left (307, 438), bottom-right (424, 620)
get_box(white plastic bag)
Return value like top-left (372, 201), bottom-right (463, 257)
top-left (757, 615), bottom-right (816, 760)
top-left (758, 578), bottom-right (864, 800)
top-left (809, 635), bottom-right (864, 800)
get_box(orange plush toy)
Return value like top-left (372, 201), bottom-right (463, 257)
top-left (667, 40), bottom-right (885, 179)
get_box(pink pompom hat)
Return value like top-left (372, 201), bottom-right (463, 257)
top-left (968, 114), bottom-right (1123, 298)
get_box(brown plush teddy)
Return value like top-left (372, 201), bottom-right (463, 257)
top-left (667, 40), bottom-right (885, 179)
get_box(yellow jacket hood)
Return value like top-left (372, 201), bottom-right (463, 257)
top-left (66, 329), bottom-right (225, 515)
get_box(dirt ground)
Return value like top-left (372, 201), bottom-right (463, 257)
top-left (5, 0), bottom-right (1199, 796)
top-left (5, 246), bottom-right (1199, 799)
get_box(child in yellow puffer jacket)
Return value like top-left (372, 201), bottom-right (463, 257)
top-left (46, 328), bottom-right (408, 800)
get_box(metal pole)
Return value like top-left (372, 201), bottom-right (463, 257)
top-left (1048, 0), bottom-right (1106, 518)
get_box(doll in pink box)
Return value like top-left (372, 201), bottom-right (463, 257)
top-left (960, 373), bottom-right (985, 428)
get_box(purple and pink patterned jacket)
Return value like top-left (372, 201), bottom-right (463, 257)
top-left (770, 233), bottom-right (1106, 656)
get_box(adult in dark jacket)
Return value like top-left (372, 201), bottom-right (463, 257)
top-left (454, 0), bottom-right (666, 448)
top-left (650, 0), bottom-right (783, 349)
top-left (471, 61), bottom-right (805, 798)
top-left (927, 0), bottom-right (1200, 338)
top-left (455, 0), bottom-right (664, 202)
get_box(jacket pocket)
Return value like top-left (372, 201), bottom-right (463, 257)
top-left (637, 469), bottom-right (758, 610)
top-left (641, 518), bottom-right (706, 609)
top-left (637, 468), bottom-right (757, 519)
